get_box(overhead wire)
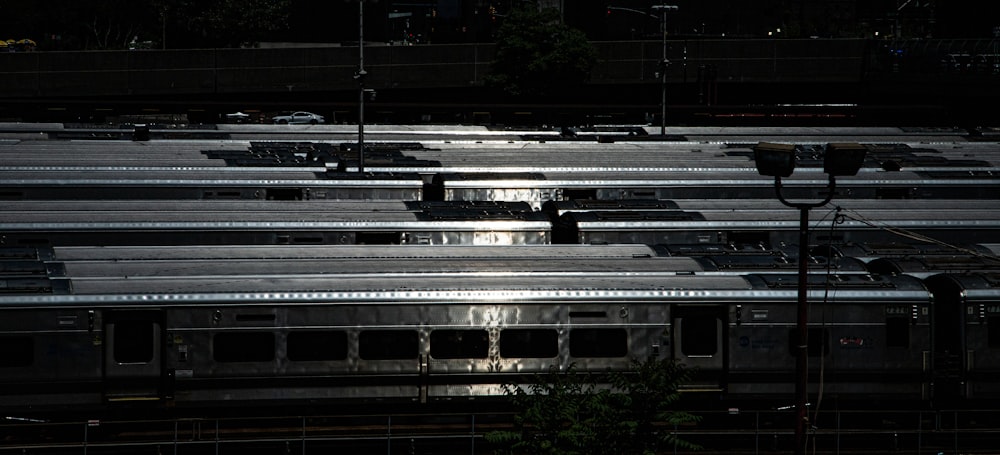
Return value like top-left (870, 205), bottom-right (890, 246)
top-left (835, 206), bottom-right (1000, 265)
top-left (801, 201), bottom-right (1000, 453)
top-left (806, 205), bottom-right (844, 454)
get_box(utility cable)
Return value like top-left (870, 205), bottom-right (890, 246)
top-left (807, 206), bottom-right (845, 454)
top-left (836, 207), bottom-right (1000, 265)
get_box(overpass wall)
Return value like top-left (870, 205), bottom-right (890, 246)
top-left (0, 40), bottom-right (870, 99)
top-left (2, 38), bottom-right (998, 125)
top-left (0, 44), bottom-right (497, 98)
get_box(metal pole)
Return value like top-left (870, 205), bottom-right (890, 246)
top-left (660, 7), bottom-right (667, 136)
top-left (794, 206), bottom-right (810, 455)
top-left (161, 7), bottom-right (167, 49)
top-left (837, 410), bottom-right (842, 453)
top-left (755, 411), bottom-right (760, 455)
top-left (357, 0), bottom-right (366, 173)
top-left (651, 5), bottom-right (676, 135)
top-left (772, 175), bottom-right (836, 455)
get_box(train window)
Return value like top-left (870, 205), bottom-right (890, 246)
top-left (359, 330), bottom-right (419, 360)
top-left (989, 317), bottom-right (1000, 348)
top-left (0, 336), bottom-right (33, 367)
top-left (214, 332), bottom-right (275, 362)
top-left (680, 317), bottom-right (718, 356)
top-left (430, 329), bottom-right (489, 359)
top-left (113, 321), bottom-right (155, 364)
top-left (570, 328), bottom-right (627, 358)
top-left (356, 232), bottom-right (401, 244)
top-left (288, 331), bottom-right (348, 361)
top-left (499, 329), bottom-right (557, 358)
top-left (264, 188), bottom-right (303, 201)
top-left (788, 328), bottom-right (829, 357)
top-left (885, 317), bottom-right (909, 348)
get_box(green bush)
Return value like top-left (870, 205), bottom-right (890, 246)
top-left (486, 358), bottom-right (701, 455)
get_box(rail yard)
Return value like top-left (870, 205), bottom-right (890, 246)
top-left (2, 122), bottom-right (1000, 453)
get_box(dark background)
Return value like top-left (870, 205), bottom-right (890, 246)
top-left (1, 1), bottom-right (997, 50)
top-left (294, 0), bottom-right (997, 45)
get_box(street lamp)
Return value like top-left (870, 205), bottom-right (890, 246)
top-left (651, 4), bottom-right (677, 136)
top-left (752, 141), bottom-right (867, 455)
top-left (352, 0), bottom-right (376, 173)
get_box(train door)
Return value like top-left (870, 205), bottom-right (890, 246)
top-left (671, 304), bottom-right (728, 390)
top-left (925, 274), bottom-right (969, 403)
top-left (356, 328), bottom-right (424, 401)
top-left (103, 310), bottom-right (164, 402)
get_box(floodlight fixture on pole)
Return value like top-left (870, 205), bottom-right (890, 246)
top-left (752, 141), bottom-right (866, 455)
top-left (352, 0), bottom-right (375, 173)
top-left (651, 5), bottom-right (677, 136)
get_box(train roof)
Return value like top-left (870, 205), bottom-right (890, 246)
top-left (435, 170), bottom-right (1000, 186)
top-left (923, 272), bottom-right (1000, 302)
top-left (0, 272), bottom-right (930, 308)
top-left (53, 256), bottom-right (713, 278)
top-left (559, 208), bottom-right (1000, 227)
top-left (43, 244), bottom-right (664, 261)
top-left (5, 129), bottom-right (1000, 168)
top-left (0, 170), bottom-right (424, 186)
top-left (0, 200), bottom-right (533, 213)
top-left (0, 239), bottom-right (932, 308)
top-left (0, 210), bottom-right (552, 228)
top-left (544, 198), bottom-right (1000, 213)
top-left (826, 242), bottom-right (997, 260)
top-left (866, 255), bottom-right (1000, 278)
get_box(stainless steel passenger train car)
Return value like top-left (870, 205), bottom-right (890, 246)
top-left (7, 196), bottom-right (999, 250)
top-left (543, 198), bottom-right (1000, 218)
top-left (5, 138), bottom-right (1000, 206)
top-left (0, 202), bottom-right (551, 246)
top-left (552, 208), bottom-right (1000, 247)
top-left (923, 272), bottom-right (1000, 403)
top-left (0, 169), bottom-right (425, 201)
top-left (432, 170), bottom-right (1000, 208)
top-left (0, 245), bottom-right (954, 416)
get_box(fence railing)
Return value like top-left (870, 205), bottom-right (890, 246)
top-left (3, 408), bottom-right (1000, 454)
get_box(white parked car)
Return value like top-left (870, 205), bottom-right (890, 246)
top-left (224, 111), bottom-right (251, 123)
top-left (271, 111), bottom-right (325, 125)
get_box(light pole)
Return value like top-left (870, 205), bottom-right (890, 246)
top-left (752, 141), bottom-right (867, 455)
top-left (651, 5), bottom-right (677, 136)
top-left (353, 0), bottom-right (372, 173)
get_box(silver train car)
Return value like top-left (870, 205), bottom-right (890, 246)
top-left (865, 254), bottom-right (1000, 279)
top-left (924, 272), bottom-right (1000, 402)
top-left (542, 198), bottom-right (1000, 218)
top-left (0, 244), bottom-right (966, 417)
top-left (0, 168), bottom-right (425, 201)
top-left (824, 241), bottom-right (999, 263)
top-left (553, 207), bottom-right (1000, 247)
top-left (432, 169), bottom-right (1000, 208)
top-left (0, 199), bottom-right (533, 214)
top-left (0, 201), bottom-right (550, 246)
top-left (5, 139), bottom-right (1000, 206)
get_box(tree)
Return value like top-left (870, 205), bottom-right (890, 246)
top-left (0, 0), bottom-right (291, 50)
top-left (0, 0), bottom-right (155, 50)
top-left (486, 6), bottom-right (597, 99)
top-left (83, 1), bottom-right (155, 49)
top-left (486, 358), bottom-right (702, 455)
top-left (154, 0), bottom-right (291, 48)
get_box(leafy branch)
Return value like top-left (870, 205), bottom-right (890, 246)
top-left (486, 358), bottom-right (702, 455)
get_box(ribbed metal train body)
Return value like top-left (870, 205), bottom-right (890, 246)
top-left (2, 125), bottom-right (1000, 415)
top-left (2, 244), bottom-right (998, 413)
